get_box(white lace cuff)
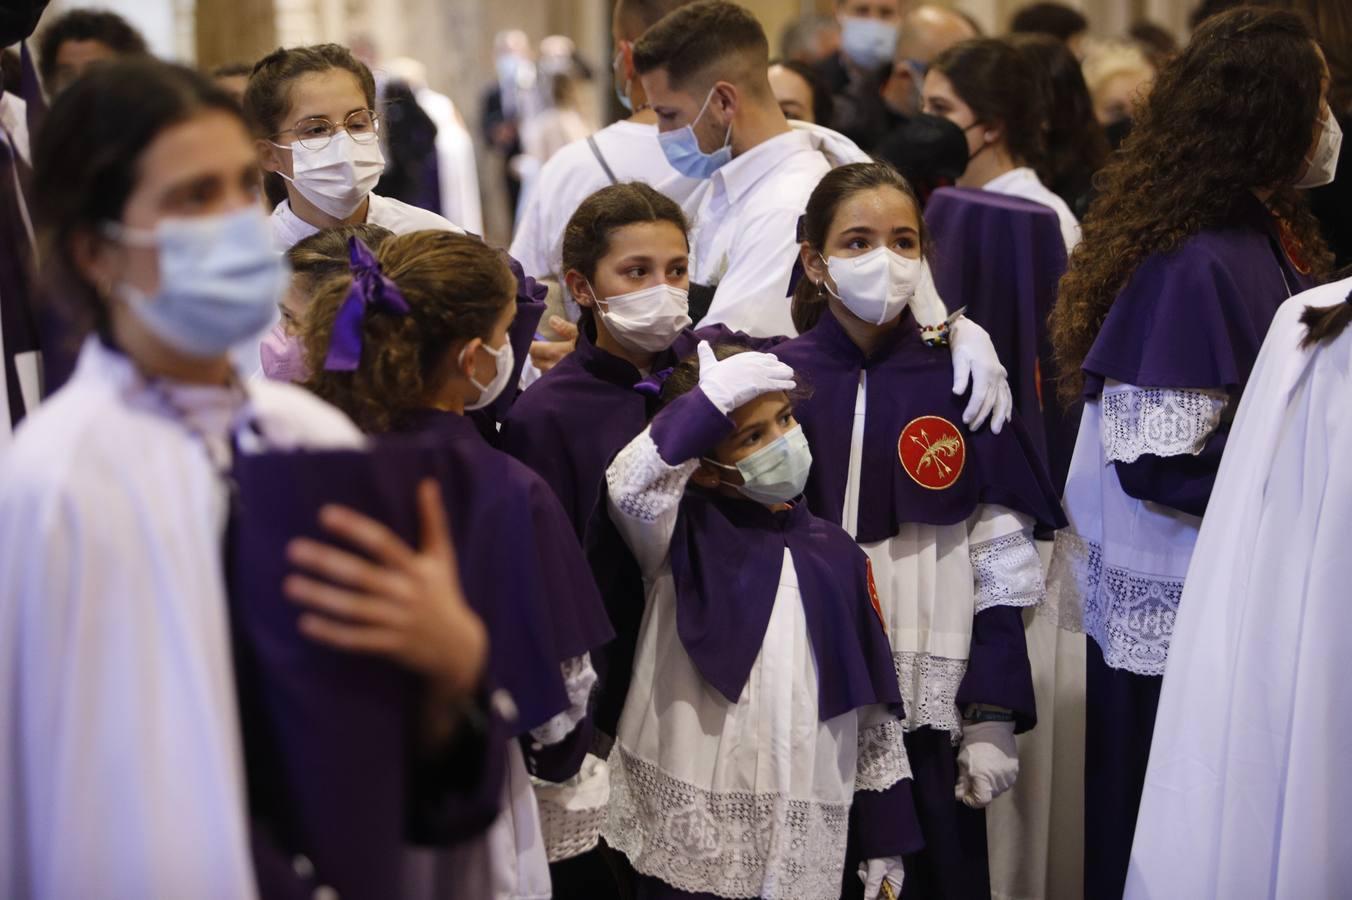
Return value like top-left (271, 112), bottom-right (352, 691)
top-left (970, 532), bottom-right (1044, 614)
top-left (855, 718), bottom-right (912, 793)
top-left (604, 747), bottom-right (850, 900)
top-left (533, 754), bottom-right (610, 863)
top-left (1045, 531), bottom-right (1182, 676)
top-left (529, 654), bottom-right (596, 746)
top-left (606, 428), bottom-right (698, 524)
top-left (893, 651), bottom-right (965, 736)
top-left (1100, 387), bottom-right (1226, 463)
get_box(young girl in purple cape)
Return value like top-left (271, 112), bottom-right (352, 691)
top-left (301, 230), bottom-right (613, 899)
top-left (778, 161), bottom-right (1066, 900)
top-left (1047, 9), bottom-right (1335, 897)
top-left (603, 340), bottom-right (919, 900)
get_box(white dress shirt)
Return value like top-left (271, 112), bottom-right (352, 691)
top-left (684, 129), bottom-right (829, 338)
top-left (509, 120), bottom-right (680, 282)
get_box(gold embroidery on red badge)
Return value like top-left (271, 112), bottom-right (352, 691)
top-left (898, 415), bottom-right (966, 490)
top-left (866, 560), bottom-right (885, 630)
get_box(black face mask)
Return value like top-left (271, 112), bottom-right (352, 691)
top-left (875, 112), bottom-right (970, 203)
top-left (0, 0), bottom-right (49, 47)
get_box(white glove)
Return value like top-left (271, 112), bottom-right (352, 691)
top-left (955, 719), bottom-right (1019, 809)
top-left (949, 317), bottom-right (1012, 434)
top-left (695, 340), bottom-right (796, 415)
top-left (858, 856), bottom-right (905, 899)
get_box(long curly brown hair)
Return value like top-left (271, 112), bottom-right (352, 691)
top-left (1049, 6), bottom-right (1333, 404)
top-left (301, 230), bottom-right (515, 433)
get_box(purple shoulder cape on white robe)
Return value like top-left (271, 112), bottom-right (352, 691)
top-left (229, 428), bottom-right (610, 898)
top-left (772, 308), bottom-right (1065, 541)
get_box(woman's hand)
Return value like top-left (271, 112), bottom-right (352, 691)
top-left (283, 479), bottom-right (488, 700)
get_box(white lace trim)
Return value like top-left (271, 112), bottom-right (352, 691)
top-left (854, 718), bottom-right (912, 793)
top-left (529, 653), bottom-right (597, 747)
top-left (893, 651), bottom-right (965, 736)
top-left (603, 747), bottom-right (850, 900)
top-left (1045, 531), bottom-right (1182, 676)
top-left (606, 428), bottom-right (697, 523)
top-left (1100, 387), bottom-right (1226, 463)
top-left (970, 532), bottom-right (1044, 615)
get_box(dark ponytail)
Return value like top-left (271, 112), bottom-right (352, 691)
top-left (1300, 286), bottom-right (1352, 348)
top-left (791, 161), bottom-right (931, 334)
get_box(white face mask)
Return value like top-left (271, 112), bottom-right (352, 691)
top-left (706, 424), bottom-right (813, 506)
top-left (279, 130), bottom-right (387, 218)
top-left (463, 337), bottom-right (514, 411)
top-left (590, 281), bottom-right (692, 354)
top-left (823, 246), bottom-right (924, 325)
top-left (1295, 110), bottom-right (1343, 189)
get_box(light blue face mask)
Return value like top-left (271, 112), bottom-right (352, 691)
top-left (706, 424), bottom-right (813, 505)
top-left (613, 48), bottom-right (633, 113)
top-left (840, 16), bottom-right (898, 71)
top-left (657, 86), bottom-right (734, 180)
top-left (105, 206), bottom-right (288, 359)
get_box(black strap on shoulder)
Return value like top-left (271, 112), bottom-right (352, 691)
top-left (586, 135), bottom-right (619, 185)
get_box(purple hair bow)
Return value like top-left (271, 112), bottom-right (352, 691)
top-left (323, 237), bottom-right (411, 372)
top-left (633, 367), bottom-right (675, 398)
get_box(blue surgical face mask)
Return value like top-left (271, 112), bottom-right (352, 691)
top-left (105, 206), bottom-right (287, 359)
top-left (706, 424), bottom-right (813, 506)
top-left (657, 86), bottom-right (733, 180)
top-left (613, 48), bottom-right (634, 113)
top-left (840, 16), bottom-right (898, 71)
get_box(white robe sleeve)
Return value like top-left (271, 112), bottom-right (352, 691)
top-left (968, 505), bottom-right (1044, 614)
top-left (605, 425), bottom-right (698, 577)
top-left (1099, 381), bottom-right (1228, 463)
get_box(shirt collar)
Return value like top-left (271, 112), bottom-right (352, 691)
top-left (713, 129), bottom-right (815, 205)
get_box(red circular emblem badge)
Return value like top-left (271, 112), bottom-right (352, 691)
top-left (898, 415), bottom-right (966, 490)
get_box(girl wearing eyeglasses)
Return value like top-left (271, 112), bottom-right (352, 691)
top-left (245, 43), bottom-right (463, 251)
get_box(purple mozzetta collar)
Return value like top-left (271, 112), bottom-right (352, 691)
top-left (669, 489), bottom-right (901, 721)
top-left (774, 308), bottom-right (1065, 542)
top-left (643, 388), bottom-right (901, 721)
top-left (1081, 193), bottom-right (1318, 397)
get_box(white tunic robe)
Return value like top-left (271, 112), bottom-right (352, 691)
top-left (840, 376), bottom-right (1045, 737)
top-left (601, 426), bottom-right (910, 900)
top-left (0, 338), bottom-right (362, 899)
top-left (1127, 279), bottom-right (1352, 899)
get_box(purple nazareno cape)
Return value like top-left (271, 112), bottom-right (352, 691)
top-left (392, 408), bottom-right (614, 715)
top-left (649, 389), bottom-right (903, 721)
top-left (1081, 193), bottom-right (1317, 397)
top-left (925, 187), bottom-right (1073, 488)
top-left (773, 308), bottom-right (1065, 543)
top-left (229, 436), bottom-right (550, 899)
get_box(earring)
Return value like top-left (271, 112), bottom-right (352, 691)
top-left (816, 280), bottom-right (826, 298)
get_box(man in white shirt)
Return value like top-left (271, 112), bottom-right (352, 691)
top-left (634, 0), bottom-right (846, 337)
top-left (510, 0), bottom-right (692, 295)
